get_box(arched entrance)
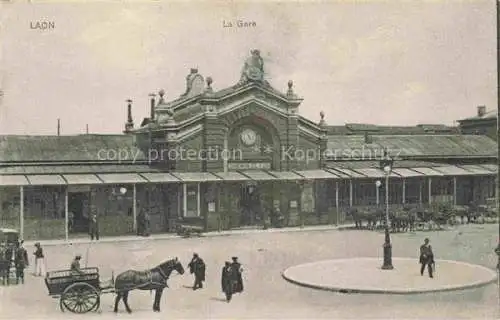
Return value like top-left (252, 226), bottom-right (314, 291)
top-left (225, 115), bottom-right (281, 227)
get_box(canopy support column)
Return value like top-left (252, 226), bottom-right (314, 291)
top-left (133, 184), bottom-right (137, 232)
top-left (335, 181), bottom-right (339, 225)
top-left (402, 178), bottom-right (406, 204)
top-left (64, 187), bottom-right (69, 241)
top-left (428, 177), bottom-right (432, 205)
top-left (20, 186), bottom-right (24, 240)
top-left (349, 180), bottom-right (353, 207)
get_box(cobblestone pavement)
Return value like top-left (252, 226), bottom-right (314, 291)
top-left (1, 224), bottom-right (499, 319)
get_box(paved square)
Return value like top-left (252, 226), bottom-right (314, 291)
top-left (0, 224), bottom-right (499, 319)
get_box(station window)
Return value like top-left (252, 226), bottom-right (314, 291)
top-left (183, 184), bottom-right (200, 217)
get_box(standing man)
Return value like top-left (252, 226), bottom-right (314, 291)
top-left (419, 238), bottom-right (434, 278)
top-left (230, 256), bottom-right (244, 293)
top-left (33, 242), bottom-right (45, 277)
top-left (221, 261), bottom-right (234, 302)
top-left (15, 240), bottom-right (29, 284)
top-left (188, 253), bottom-right (206, 290)
top-left (136, 210), bottom-right (144, 236)
top-left (89, 213), bottom-right (99, 240)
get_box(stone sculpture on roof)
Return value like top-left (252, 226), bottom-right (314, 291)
top-left (239, 49), bottom-right (265, 84)
top-left (182, 68), bottom-right (205, 97)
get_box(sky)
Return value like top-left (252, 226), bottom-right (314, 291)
top-left (0, 0), bottom-right (497, 135)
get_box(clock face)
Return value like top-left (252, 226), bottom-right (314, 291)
top-left (240, 129), bottom-right (257, 146)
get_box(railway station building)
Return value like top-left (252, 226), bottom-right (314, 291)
top-left (0, 50), bottom-right (497, 240)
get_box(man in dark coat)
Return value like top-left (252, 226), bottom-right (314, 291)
top-left (89, 213), bottom-right (99, 240)
top-left (419, 238), bottom-right (434, 278)
top-left (221, 261), bottom-right (235, 302)
top-left (230, 256), bottom-right (244, 293)
top-left (188, 253), bottom-right (206, 290)
top-left (15, 241), bottom-right (29, 284)
top-left (136, 210), bottom-right (144, 236)
top-left (70, 255), bottom-right (84, 276)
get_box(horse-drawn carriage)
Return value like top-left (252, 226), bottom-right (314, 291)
top-left (45, 257), bottom-right (185, 314)
top-left (45, 267), bottom-right (115, 313)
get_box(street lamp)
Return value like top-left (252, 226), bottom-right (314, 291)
top-left (375, 180), bottom-right (382, 206)
top-left (380, 153), bottom-right (394, 270)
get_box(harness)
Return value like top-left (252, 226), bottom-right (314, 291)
top-left (116, 266), bottom-right (171, 292)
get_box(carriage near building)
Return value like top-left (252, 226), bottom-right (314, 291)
top-left (45, 267), bottom-right (115, 313)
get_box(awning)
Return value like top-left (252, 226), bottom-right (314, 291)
top-left (63, 174), bottom-right (103, 185)
top-left (294, 170), bottom-right (339, 180)
top-left (410, 167), bottom-right (444, 176)
top-left (324, 169), bottom-right (351, 179)
top-left (213, 172), bottom-right (251, 181)
top-left (240, 170), bottom-right (277, 181)
top-left (97, 173), bottom-right (148, 184)
top-left (351, 168), bottom-right (400, 178)
top-left (0, 175), bottom-right (30, 186)
top-left (458, 165), bottom-right (496, 176)
top-left (140, 173), bottom-right (180, 183)
top-left (267, 171), bottom-right (305, 180)
top-left (431, 165), bottom-right (477, 176)
top-left (171, 172), bottom-right (221, 182)
top-left (328, 168), bottom-right (367, 178)
top-left (480, 164), bottom-right (497, 172)
top-left (26, 174), bottom-right (66, 185)
top-left (391, 168), bottom-right (425, 178)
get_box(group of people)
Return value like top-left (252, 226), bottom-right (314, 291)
top-left (187, 253), bottom-right (244, 302)
top-left (0, 240), bottom-right (45, 285)
top-left (67, 211), bottom-right (100, 240)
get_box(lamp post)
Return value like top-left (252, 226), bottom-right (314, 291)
top-left (380, 152), bottom-right (394, 270)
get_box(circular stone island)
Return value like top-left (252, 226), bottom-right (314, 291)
top-left (282, 257), bottom-right (498, 294)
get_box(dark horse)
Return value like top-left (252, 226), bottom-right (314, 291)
top-left (113, 257), bottom-right (185, 313)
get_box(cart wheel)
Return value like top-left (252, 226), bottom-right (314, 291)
top-left (60, 282), bottom-right (100, 314)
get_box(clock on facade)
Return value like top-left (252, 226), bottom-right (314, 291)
top-left (240, 128), bottom-right (257, 146)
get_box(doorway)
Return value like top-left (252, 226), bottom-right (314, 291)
top-left (239, 185), bottom-right (262, 226)
top-left (68, 192), bottom-right (90, 233)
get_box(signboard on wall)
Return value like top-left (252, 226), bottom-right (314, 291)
top-left (228, 162), bottom-right (271, 170)
top-left (67, 185), bottom-right (91, 193)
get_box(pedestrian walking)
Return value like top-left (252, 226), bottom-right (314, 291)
top-left (14, 240), bottom-right (29, 284)
top-left (230, 256), bottom-right (244, 293)
top-left (89, 213), bottom-right (99, 240)
top-left (221, 261), bottom-right (234, 302)
top-left (33, 242), bottom-right (45, 277)
top-left (419, 238), bottom-right (434, 278)
top-left (188, 253), bottom-right (206, 290)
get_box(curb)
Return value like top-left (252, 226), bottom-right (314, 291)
top-left (24, 224), bottom-right (356, 247)
top-left (281, 258), bottom-right (498, 295)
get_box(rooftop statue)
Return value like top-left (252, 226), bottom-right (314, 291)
top-left (239, 49), bottom-right (264, 83)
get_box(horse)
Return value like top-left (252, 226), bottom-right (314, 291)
top-left (113, 257), bottom-right (185, 313)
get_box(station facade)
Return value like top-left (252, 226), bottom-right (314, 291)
top-left (0, 50), bottom-right (497, 240)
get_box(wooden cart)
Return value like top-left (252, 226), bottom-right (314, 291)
top-left (45, 267), bottom-right (114, 313)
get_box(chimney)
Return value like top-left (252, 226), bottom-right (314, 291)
top-left (149, 93), bottom-right (156, 121)
top-left (477, 105), bottom-right (486, 117)
top-left (57, 118), bottom-right (61, 136)
top-left (364, 131), bottom-right (372, 144)
top-left (124, 99), bottom-right (134, 133)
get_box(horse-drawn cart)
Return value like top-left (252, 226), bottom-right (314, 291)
top-left (45, 267), bottom-right (114, 313)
